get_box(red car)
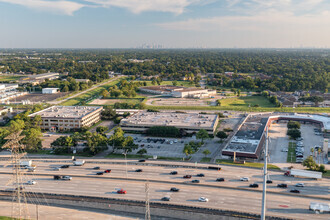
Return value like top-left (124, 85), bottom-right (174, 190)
top-left (104, 169), bottom-right (111, 173)
top-left (117, 189), bottom-right (127, 194)
top-left (183, 175), bottom-right (192, 179)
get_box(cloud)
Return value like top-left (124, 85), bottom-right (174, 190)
top-left (0, 0), bottom-right (86, 15)
top-left (83, 0), bottom-right (199, 14)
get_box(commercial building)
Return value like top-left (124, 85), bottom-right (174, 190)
top-left (18, 72), bottom-right (60, 85)
top-left (28, 106), bottom-right (103, 131)
top-left (0, 83), bottom-right (26, 103)
top-left (120, 112), bottom-right (219, 134)
top-left (42, 88), bottom-right (59, 94)
top-left (139, 85), bottom-right (216, 98)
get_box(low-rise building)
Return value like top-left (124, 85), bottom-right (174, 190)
top-left (0, 83), bottom-right (26, 103)
top-left (28, 106), bottom-right (103, 132)
top-left (42, 88), bottom-right (59, 94)
top-left (120, 112), bottom-right (219, 134)
top-left (18, 72), bottom-right (59, 85)
top-left (139, 85), bottom-right (216, 98)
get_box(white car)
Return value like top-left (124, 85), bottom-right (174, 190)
top-left (295, 183), bottom-right (304, 187)
top-left (53, 167), bottom-right (61, 171)
top-left (198, 197), bottom-right (209, 202)
top-left (27, 180), bottom-right (36, 185)
top-left (240, 177), bottom-right (249, 182)
top-left (62, 176), bottom-right (72, 181)
top-left (281, 148), bottom-right (288, 152)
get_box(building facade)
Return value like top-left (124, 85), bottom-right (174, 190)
top-left (0, 84), bottom-right (26, 103)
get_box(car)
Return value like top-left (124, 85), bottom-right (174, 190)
top-left (266, 180), bottom-right (273, 184)
top-left (295, 183), bottom-right (304, 187)
top-left (216, 178), bottom-right (225, 182)
top-left (281, 148), bottom-right (288, 152)
top-left (117, 189), bottom-right (127, 194)
top-left (60, 165), bottom-right (70, 168)
top-left (135, 169), bottom-right (143, 172)
top-left (27, 180), bottom-right (36, 185)
top-left (53, 175), bottom-right (61, 180)
top-left (15, 186), bottom-right (25, 191)
top-left (249, 183), bottom-right (259, 188)
top-left (170, 187), bottom-right (180, 192)
top-left (170, 141), bottom-right (173, 145)
top-left (96, 172), bottom-right (104, 175)
top-left (183, 175), bottom-right (192, 179)
top-left (62, 176), bottom-right (72, 181)
top-left (290, 189), bottom-right (300, 193)
top-left (174, 139), bottom-right (178, 143)
top-left (196, 173), bottom-right (205, 177)
top-left (104, 169), bottom-right (111, 173)
top-left (53, 167), bottom-right (61, 171)
top-left (161, 196), bottom-right (170, 201)
top-left (192, 180), bottom-right (200, 183)
top-left (138, 159), bottom-right (146, 162)
top-left (93, 166), bottom-right (100, 170)
top-left (170, 171), bottom-right (178, 175)
top-left (198, 197), bottom-right (209, 202)
top-left (240, 177), bottom-right (249, 182)
top-left (277, 183), bottom-right (288, 188)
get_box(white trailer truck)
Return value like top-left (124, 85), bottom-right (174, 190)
top-left (73, 160), bottom-right (85, 166)
top-left (309, 202), bottom-right (330, 214)
top-left (284, 169), bottom-right (322, 179)
top-left (20, 160), bottom-right (32, 167)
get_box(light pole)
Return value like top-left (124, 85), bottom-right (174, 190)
top-left (123, 150), bottom-right (128, 179)
top-left (261, 127), bottom-right (269, 220)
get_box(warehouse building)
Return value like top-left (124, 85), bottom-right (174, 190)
top-left (139, 85), bottom-right (216, 98)
top-left (120, 112), bottom-right (219, 134)
top-left (28, 106), bottom-right (103, 131)
top-left (18, 72), bottom-right (59, 85)
top-left (42, 88), bottom-right (59, 94)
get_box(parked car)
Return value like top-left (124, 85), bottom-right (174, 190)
top-left (290, 189), bottom-right (300, 193)
top-left (15, 186), bottom-right (25, 191)
top-left (62, 176), bottom-right (72, 181)
top-left (96, 172), bottom-right (104, 175)
top-left (216, 178), bottom-right (225, 182)
top-left (27, 180), bottom-right (36, 185)
top-left (295, 183), bottom-right (304, 187)
top-left (161, 196), bottom-right (170, 201)
top-left (249, 183), bottom-right (259, 188)
top-left (266, 180), bottom-right (273, 184)
top-left (277, 183), bottom-right (288, 188)
top-left (135, 169), bottom-right (143, 172)
top-left (196, 173), bottom-right (205, 177)
top-left (117, 189), bottom-right (127, 194)
top-left (60, 165), bottom-right (70, 168)
top-left (93, 166), bottom-right (100, 170)
top-left (138, 159), bottom-right (146, 162)
top-left (198, 197), bottom-right (209, 202)
top-left (240, 177), bottom-right (249, 182)
top-left (183, 175), bottom-right (192, 179)
top-left (170, 171), bottom-right (178, 175)
top-left (192, 180), bottom-right (200, 183)
top-left (170, 187), bottom-right (180, 192)
top-left (104, 169), bottom-right (111, 173)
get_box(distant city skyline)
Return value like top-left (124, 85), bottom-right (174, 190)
top-left (0, 0), bottom-right (329, 48)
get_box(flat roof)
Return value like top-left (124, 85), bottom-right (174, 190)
top-left (120, 112), bottom-right (218, 130)
top-left (173, 88), bottom-right (207, 92)
top-left (269, 114), bottom-right (330, 130)
top-left (28, 106), bottom-right (102, 119)
top-left (140, 85), bottom-right (183, 92)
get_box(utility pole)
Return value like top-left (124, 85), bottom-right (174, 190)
top-left (145, 181), bottom-right (151, 220)
top-left (261, 127), bottom-right (269, 220)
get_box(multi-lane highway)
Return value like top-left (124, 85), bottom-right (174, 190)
top-left (0, 159), bottom-right (329, 219)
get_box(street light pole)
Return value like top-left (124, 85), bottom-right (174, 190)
top-left (261, 127), bottom-right (269, 220)
top-left (123, 150), bottom-right (128, 179)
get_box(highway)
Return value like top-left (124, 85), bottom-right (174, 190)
top-left (0, 159), bottom-right (329, 219)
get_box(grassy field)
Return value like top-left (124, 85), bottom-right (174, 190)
top-left (216, 159), bottom-right (280, 170)
top-left (89, 98), bottom-right (144, 106)
top-left (0, 75), bottom-right (22, 82)
top-left (61, 78), bottom-right (122, 106)
top-left (220, 96), bottom-right (275, 107)
top-left (200, 157), bottom-right (211, 163)
top-left (287, 142), bottom-right (296, 163)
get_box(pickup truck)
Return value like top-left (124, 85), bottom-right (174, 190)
top-left (309, 202), bottom-right (330, 214)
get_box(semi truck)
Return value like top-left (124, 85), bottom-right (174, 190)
top-left (20, 160), bottom-right (32, 167)
top-left (73, 160), bottom-right (85, 166)
top-left (309, 202), bottom-right (330, 214)
top-left (284, 169), bottom-right (322, 179)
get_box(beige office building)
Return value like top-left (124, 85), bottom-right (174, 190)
top-left (29, 106), bottom-right (103, 131)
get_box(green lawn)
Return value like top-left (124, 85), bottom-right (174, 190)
top-left (0, 75), bottom-right (22, 82)
top-left (323, 170), bottom-right (330, 178)
top-left (216, 159), bottom-right (280, 170)
top-left (61, 78), bottom-right (123, 106)
top-left (0, 217), bottom-right (16, 220)
top-left (220, 96), bottom-right (275, 107)
top-left (200, 157), bottom-right (211, 163)
top-left (287, 142), bottom-right (296, 163)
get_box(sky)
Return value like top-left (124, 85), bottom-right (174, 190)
top-left (0, 0), bottom-right (329, 48)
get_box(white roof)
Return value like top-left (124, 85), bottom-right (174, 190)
top-left (269, 114), bottom-right (330, 130)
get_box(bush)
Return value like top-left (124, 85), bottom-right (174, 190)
top-left (146, 126), bottom-right (180, 137)
top-left (287, 121), bottom-right (301, 129)
top-left (287, 129), bottom-right (301, 139)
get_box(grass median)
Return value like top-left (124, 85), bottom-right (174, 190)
top-left (287, 142), bottom-right (296, 163)
top-left (216, 159), bottom-right (280, 170)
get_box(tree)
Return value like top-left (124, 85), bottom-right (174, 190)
top-left (96, 126), bottom-right (108, 134)
top-left (22, 128), bottom-right (42, 152)
top-left (287, 121), bottom-right (301, 129)
top-left (216, 100), bottom-right (221, 106)
top-left (137, 148), bottom-right (147, 156)
top-left (196, 129), bottom-right (209, 144)
top-left (62, 85), bottom-right (69, 92)
top-left (302, 156), bottom-right (318, 171)
top-left (183, 145), bottom-right (194, 158)
top-left (202, 149), bottom-right (211, 157)
top-left (216, 131), bottom-right (228, 139)
top-left (287, 129), bottom-right (301, 139)
top-left (101, 107), bottom-right (117, 120)
top-left (101, 89), bottom-right (110, 98)
top-left (237, 89), bottom-right (241, 97)
top-left (172, 81), bottom-right (178, 86)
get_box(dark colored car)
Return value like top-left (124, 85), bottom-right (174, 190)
top-left (104, 169), bottom-right (111, 173)
top-left (266, 180), bottom-right (273, 184)
top-left (53, 175), bottom-right (61, 180)
top-left (216, 178), bottom-right (225, 182)
top-left (96, 172), bottom-right (104, 175)
top-left (170, 187), bottom-right (180, 192)
top-left (170, 171), bottom-right (178, 175)
top-left (60, 165), bottom-right (70, 168)
top-left (249, 183), bottom-right (259, 188)
top-left (161, 196), bottom-right (170, 201)
top-left (277, 184), bottom-right (288, 188)
top-left (183, 175), bottom-right (192, 179)
top-left (135, 169), bottom-right (143, 172)
top-left (138, 159), bottom-right (146, 162)
top-left (290, 189), bottom-right (300, 193)
top-left (93, 167), bottom-right (100, 170)
top-left (196, 173), bottom-right (205, 177)
top-left (192, 180), bottom-right (200, 183)
top-left (15, 186), bottom-right (25, 190)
